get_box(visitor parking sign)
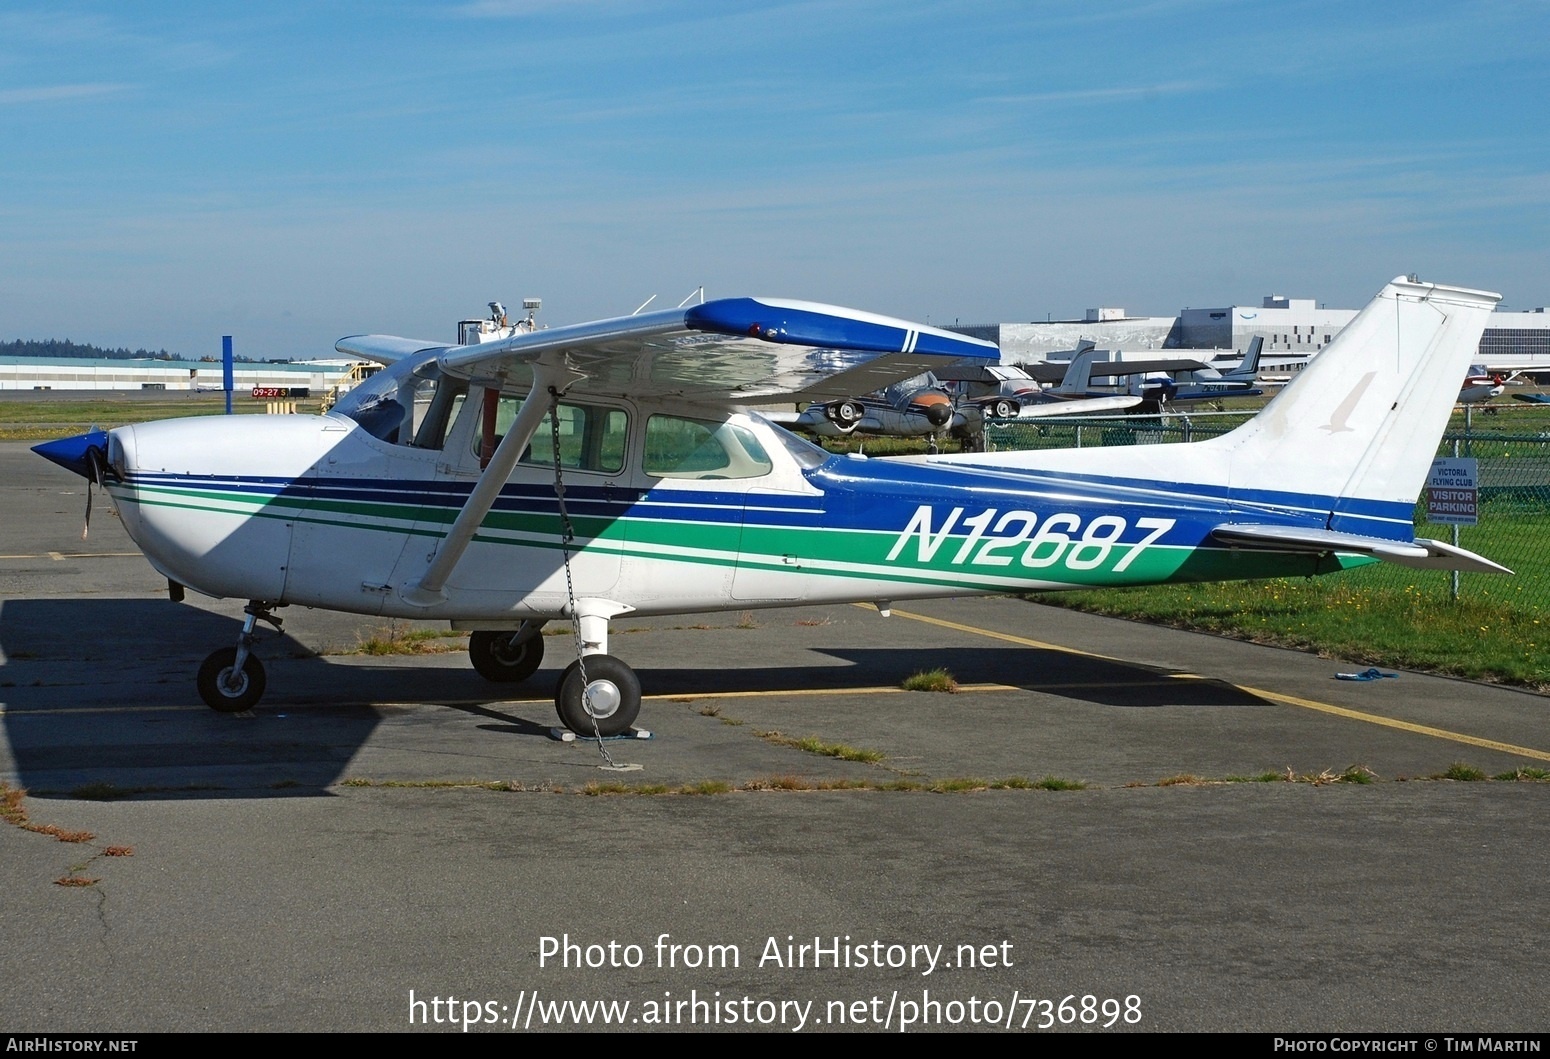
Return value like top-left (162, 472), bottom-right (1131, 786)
top-left (1427, 458), bottom-right (1479, 525)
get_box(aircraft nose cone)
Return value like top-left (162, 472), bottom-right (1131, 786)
top-left (32, 428), bottom-right (110, 479)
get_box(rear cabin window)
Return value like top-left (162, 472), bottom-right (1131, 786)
top-left (644, 415), bottom-right (773, 479)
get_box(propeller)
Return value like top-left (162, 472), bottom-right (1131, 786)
top-left (30, 427), bottom-right (112, 540)
top-left (81, 442), bottom-right (108, 540)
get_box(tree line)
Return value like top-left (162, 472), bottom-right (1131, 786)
top-left (2, 338), bottom-right (180, 360)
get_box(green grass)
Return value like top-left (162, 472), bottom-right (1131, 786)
top-left (343, 625), bottom-right (467, 656)
top-left (901, 667), bottom-right (959, 693)
top-left (0, 395), bottom-right (325, 440)
top-left (1032, 501), bottom-right (1549, 690)
top-left (755, 730), bottom-right (887, 764)
top-left (1028, 775), bottom-right (1088, 791)
top-left (1493, 767), bottom-right (1550, 781)
top-left (1018, 423), bottom-right (1550, 689)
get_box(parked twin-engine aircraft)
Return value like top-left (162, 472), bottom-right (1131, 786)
top-left (35, 278), bottom-right (1509, 738)
top-left (777, 359), bottom-right (1140, 445)
top-left (1136, 335), bottom-right (1266, 405)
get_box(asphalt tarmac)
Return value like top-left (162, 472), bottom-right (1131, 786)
top-left (1, 441), bottom-right (1546, 1034)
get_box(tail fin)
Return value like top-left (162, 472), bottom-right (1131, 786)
top-left (1053, 343), bottom-right (1098, 395)
top-left (1226, 336), bottom-right (1263, 382)
top-left (937, 277), bottom-right (1498, 547)
top-left (1211, 276), bottom-right (1498, 535)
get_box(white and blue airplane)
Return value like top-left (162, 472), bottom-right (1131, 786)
top-left (35, 277), bottom-right (1509, 737)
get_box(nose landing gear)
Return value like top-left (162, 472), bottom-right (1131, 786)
top-left (196, 602), bottom-right (283, 713)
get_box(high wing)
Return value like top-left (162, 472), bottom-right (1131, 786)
top-left (1080, 357), bottom-right (1214, 378)
top-left (339, 298), bottom-right (996, 606)
top-left (1025, 354), bottom-right (1212, 385)
top-left (1012, 394), bottom-right (1141, 417)
top-left (334, 335), bottom-right (443, 367)
top-left (341, 298), bottom-right (998, 404)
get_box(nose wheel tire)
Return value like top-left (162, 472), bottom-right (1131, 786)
top-left (196, 647), bottom-right (266, 713)
top-left (554, 655), bottom-right (641, 737)
top-left (469, 629), bottom-right (545, 683)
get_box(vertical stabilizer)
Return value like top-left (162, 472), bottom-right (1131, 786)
top-left (1054, 344), bottom-right (1099, 395)
top-left (1214, 277), bottom-right (1498, 538)
top-left (891, 277), bottom-right (1498, 551)
top-left (1227, 336), bottom-right (1264, 383)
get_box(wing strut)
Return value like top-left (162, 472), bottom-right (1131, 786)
top-left (400, 358), bottom-right (585, 607)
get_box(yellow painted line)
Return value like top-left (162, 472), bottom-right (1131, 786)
top-left (0, 704), bottom-right (208, 716)
top-left (2, 681), bottom-right (1205, 718)
top-left (643, 683), bottom-right (1017, 701)
top-left (1239, 686), bottom-right (1550, 763)
top-left (883, 604), bottom-right (1550, 763)
top-left (0, 552), bottom-right (141, 560)
top-left (859, 603), bottom-right (1133, 664)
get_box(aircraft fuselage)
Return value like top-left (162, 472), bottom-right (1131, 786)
top-left (103, 401), bottom-right (1356, 624)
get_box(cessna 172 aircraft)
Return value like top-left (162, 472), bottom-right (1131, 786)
top-left (34, 276), bottom-right (1509, 738)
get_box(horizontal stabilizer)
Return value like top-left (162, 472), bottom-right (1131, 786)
top-left (1211, 524), bottom-right (1512, 574)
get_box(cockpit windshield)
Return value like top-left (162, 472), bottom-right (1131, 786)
top-left (333, 353), bottom-right (465, 448)
top-left (333, 361), bottom-right (408, 441)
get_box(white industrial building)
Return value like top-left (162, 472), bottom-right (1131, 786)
top-left (961, 295), bottom-right (1550, 376)
top-left (0, 356), bottom-right (354, 392)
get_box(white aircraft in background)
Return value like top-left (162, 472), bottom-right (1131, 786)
top-left (36, 278), bottom-right (1509, 739)
top-left (1458, 364), bottom-right (1521, 405)
top-left (1031, 337), bottom-right (1265, 407)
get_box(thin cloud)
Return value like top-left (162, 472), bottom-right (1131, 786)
top-left (0, 83), bottom-right (128, 105)
top-left (981, 80), bottom-right (1211, 106)
top-left (453, 0), bottom-right (627, 15)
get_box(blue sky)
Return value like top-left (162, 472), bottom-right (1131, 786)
top-left (2, 1), bottom-right (1546, 357)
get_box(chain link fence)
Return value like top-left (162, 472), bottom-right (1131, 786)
top-left (985, 413), bottom-right (1549, 616)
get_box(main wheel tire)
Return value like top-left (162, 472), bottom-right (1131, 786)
top-left (992, 398), bottom-right (1017, 419)
top-left (469, 629), bottom-right (545, 683)
top-left (196, 647), bottom-right (266, 713)
top-left (554, 655), bottom-right (641, 737)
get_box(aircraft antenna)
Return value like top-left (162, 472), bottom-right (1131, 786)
top-left (632, 295), bottom-right (657, 316)
top-left (676, 287), bottom-right (705, 308)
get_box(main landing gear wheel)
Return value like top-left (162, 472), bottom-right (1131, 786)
top-left (554, 655), bottom-right (641, 737)
top-left (468, 629), bottom-right (545, 683)
top-left (196, 647), bottom-right (266, 713)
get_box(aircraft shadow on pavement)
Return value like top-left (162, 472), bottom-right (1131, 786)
top-left (0, 598), bottom-right (393, 798)
top-left (627, 644), bottom-right (1267, 708)
top-left (1, 599), bottom-right (1266, 798)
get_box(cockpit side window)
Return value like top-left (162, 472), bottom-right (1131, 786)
top-left (470, 393), bottom-right (628, 474)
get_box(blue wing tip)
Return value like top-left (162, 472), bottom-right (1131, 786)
top-left (688, 298), bottom-right (996, 360)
